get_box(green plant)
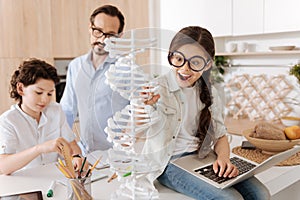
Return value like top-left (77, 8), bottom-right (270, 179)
top-left (290, 64), bottom-right (300, 84)
top-left (211, 56), bottom-right (229, 84)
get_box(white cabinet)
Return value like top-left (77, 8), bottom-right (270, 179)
top-left (264, 0), bottom-right (300, 33)
top-left (233, 0), bottom-right (300, 35)
top-left (159, 0), bottom-right (232, 37)
top-left (232, 0), bottom-right (264, 36)
top-left (158, 0), bottom-right (300, 37)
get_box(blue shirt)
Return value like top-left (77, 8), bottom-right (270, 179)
top-left (60, 51), bottom-right (129, 151)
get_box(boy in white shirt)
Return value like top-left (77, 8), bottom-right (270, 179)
top-left (0, 58), bottom-right (83, 175)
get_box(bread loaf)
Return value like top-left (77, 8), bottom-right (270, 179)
top-left (250, 122), bottom-right (286, 140)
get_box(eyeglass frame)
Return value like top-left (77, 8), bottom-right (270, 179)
top-left (90, 23), bottom-right (120, 39)
top-left (168, 50), bottom-right (211, 72)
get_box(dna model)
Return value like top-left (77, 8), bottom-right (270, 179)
top-left (104, 30), bottom-right (162, 199)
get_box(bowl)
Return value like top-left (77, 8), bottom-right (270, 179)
top-left (280, 116), bottom-right (300, 126)
top-left (243, 129), bottom-right (300, 154)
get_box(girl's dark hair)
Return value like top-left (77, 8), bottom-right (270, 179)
top-left (90, 5), bottom-right (125, 34)
top-left (169, 26), bottom-right (215, 152)
top-left (10, 58), bottom-right (59, 103)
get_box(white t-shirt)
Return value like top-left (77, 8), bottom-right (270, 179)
top-left (0, 102), bottom-right (75, 169)
top-left (174, 86), bottom-right (204, 155)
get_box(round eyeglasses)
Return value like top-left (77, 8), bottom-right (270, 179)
top-left (168, 51), bottom-right (210, 72)
top-left (91, 26), bottom-right (119, 39)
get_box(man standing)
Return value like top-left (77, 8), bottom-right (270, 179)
top-left (60, 5), bottom-right (128, 152)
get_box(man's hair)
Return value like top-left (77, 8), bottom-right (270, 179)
top-left (90, 5), bottom-right (125, 33)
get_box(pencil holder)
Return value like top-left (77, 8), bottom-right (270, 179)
top-left (67, 174), bottom-right (92, 200)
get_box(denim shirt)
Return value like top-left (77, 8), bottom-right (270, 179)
top-left (60, 51), bottom-right (129, 151)
top-left (142, 69), bottom-right (227, 182)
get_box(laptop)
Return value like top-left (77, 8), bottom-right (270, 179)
top-left (171, 145), bottom-right (300, 189)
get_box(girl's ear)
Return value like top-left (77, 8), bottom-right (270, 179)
top-left (16, 82), bottom-right (24, 96)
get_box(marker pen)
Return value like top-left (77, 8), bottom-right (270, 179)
top-left (47, 180), bottom-right (56, 197)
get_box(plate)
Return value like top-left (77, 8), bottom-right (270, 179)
top-left (269, 46), bottom-right (296, 51)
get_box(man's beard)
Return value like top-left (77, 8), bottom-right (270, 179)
top-left (92, 42), bottom-right (108, 56)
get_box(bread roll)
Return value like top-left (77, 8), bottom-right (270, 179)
top-left (284, 125), bottom-right (300, 140)
top-left (250, 122), bottom-right (286, 140)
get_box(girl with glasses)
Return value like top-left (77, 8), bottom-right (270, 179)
top-left (142, 26), bottom-right (270, 200)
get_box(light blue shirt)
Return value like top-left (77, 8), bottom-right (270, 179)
top-left (60, 51), bottom-right (129, 151)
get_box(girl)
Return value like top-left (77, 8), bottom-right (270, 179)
top-left (0, 58), bottom-right (83, 175)
top-left (143, 27), bottom-right (270, 200)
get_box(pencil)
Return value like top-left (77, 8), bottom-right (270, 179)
top-left (79, 157), bottom-right (87, 178)
top-left (90, 156), bottom-right (102, 172)
top-left (107, 172), bottom-right (118, 183)
top-left (55, 163), bottom-right (71, 178)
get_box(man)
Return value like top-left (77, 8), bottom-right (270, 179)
top-left (60, 5), bottom-right (128, 152)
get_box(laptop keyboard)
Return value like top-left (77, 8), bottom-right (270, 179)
top-left (194, 157), bottom-right (256, 184)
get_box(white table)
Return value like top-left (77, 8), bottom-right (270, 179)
top-left (1, 139), bottom-right (300, 200)
top-left (0, 163), bottom-right (193, 200)
top-left (229, 134), bottom-right (300, 199)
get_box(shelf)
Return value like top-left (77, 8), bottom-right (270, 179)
top-left (216, 50), bottom-right (300, 57)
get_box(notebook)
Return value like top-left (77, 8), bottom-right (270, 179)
top-left (171, 145), bottom-right (300, 189)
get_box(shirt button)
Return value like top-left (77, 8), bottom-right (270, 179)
top-left (172, 136), bottom-right (175, 139)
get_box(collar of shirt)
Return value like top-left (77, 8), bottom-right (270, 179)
top-left (86, 50), bottom-right (117, 70)
top-left (165, 69), bottom-right (181, 93)
top-left (14, 104), bottom-right (48, 128)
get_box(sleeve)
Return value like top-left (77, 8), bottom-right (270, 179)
top-left (0, 116), bottom-right (17, 154)
top-left (60, 59), bottom-right (78, 128)
top-left (211, 86), bottom-right (227, 138)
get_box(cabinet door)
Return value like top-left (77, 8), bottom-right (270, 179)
top-left (0, 0), bottom-right (52, 58)
top-left (51, 0), bottom-right (150, 58)
top-left (264, 0), bottom-right (300, 33)
top-left (232, 0), bottom-right (264, 36)
top-left (160, 0), bottom-right (232, 37)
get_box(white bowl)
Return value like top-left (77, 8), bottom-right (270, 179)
top-left (281, 116), bottom-right (300, 126)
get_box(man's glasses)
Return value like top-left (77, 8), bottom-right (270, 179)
top-left (168, 51), bottom-right (210, 72)
top-left (91, 26), bottom-right (119, 39)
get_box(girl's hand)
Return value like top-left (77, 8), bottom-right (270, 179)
top-left (140, 86), bottom-right (160, 105)
top-left (144, 94), bottom-right (160, 105)
top-left (212, 157), bottom-right (239, 178)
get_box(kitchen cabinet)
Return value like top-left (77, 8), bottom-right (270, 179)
top-left (159, 0), bottom-right (232, 37)
top-left (232, 0), bottom-right (263, 36)
top-left (0, 0), bottom-right (53, 58)
top-left (51, 0), bottom-right (149, 58)
top-left (0, 0), bottom-right (149, 114)
top-left (264, 0), bottom-right (300, 33)
top-left (232, 0), bottom-right (300, 35)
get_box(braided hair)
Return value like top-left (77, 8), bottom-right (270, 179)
top-left (169, 26), bottom-right (215, 152)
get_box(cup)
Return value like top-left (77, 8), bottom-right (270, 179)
top-left (237, 42), bottom-right (248, 52)
top-left (247, 43), bottom-right (256, 52)
top-left (67, 175), bottom-right (92, 200)
top-left (225, 42), bottom-right (237, 53)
